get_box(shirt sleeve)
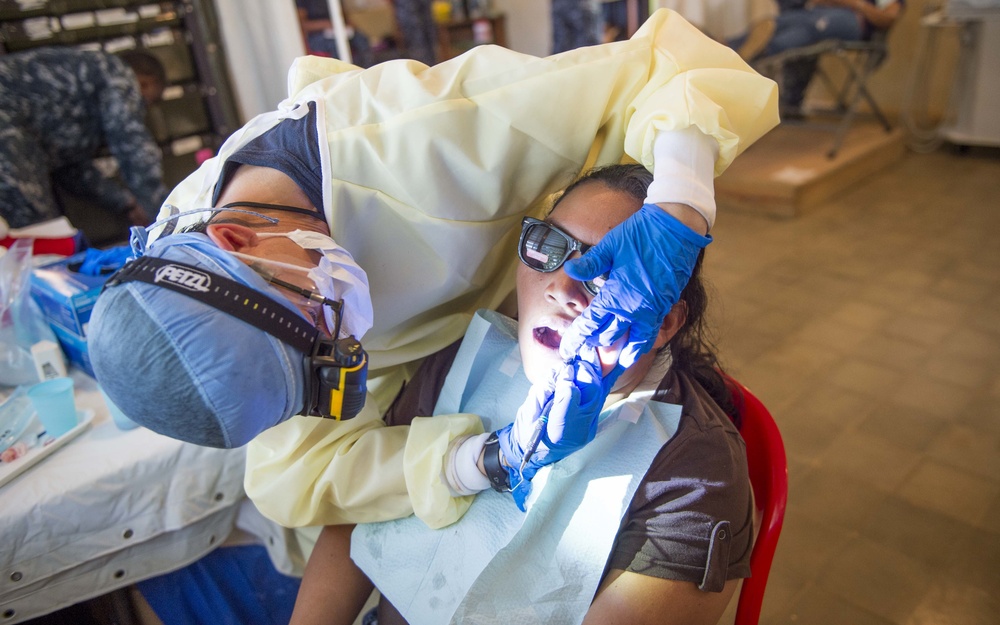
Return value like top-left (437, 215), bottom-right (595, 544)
top-left (97, 54), bottom-right (168, 217)
top-left (608, 374), bottom-right (754, 589)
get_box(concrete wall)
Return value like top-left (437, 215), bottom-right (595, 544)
top-left (492, 0), bottom-right (552, 56)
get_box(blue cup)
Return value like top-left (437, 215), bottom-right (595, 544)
top-left (100, 388), bottom-right (138, 431)
top-left (28, 377), bottom-right (78, 438)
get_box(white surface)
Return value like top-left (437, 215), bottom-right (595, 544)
top-left (326, 0), bottom-right (352, 64)
top-left (493, 0), bottom-right (551, 56)
top-left (939, 18), bottom-right (1000, 147)
top-left (0, 371), bottom-right (249, 623)
top-left (0, 409), bottom-right (93, 489)
top-left (213, 0), bottom-right (306, 122)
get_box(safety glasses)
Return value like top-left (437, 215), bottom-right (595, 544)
top-left (230, 251), bottom-right (341, 334)
top-left (518, 217), bottom-right (603, 295)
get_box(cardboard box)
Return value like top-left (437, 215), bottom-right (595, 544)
top-left (30, 253), bottom-right (112, 336)
top-left (49, 323), bottom-right (96, 378)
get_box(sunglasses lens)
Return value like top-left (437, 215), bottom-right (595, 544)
top-left (583, 275), bottom-right (605, 296)
top-left (521, 223), bottom-right (570, 272)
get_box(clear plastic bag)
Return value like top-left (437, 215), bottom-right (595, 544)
top-left (0, 386), bottom-right (35, 456)
top-left (0, 239), bottom-right (58, 386)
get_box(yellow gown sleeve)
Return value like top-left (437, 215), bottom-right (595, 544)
top-left (245, 391), bottom-right (485, 529)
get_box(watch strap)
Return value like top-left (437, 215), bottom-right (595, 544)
top-left (483, 432), bottom-right (512, 492)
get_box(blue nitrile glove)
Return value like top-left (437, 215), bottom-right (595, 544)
top-left (77, 246), bottom-right (133, 276)
top-left (560, 203), bottom-right (711, 369)
top-left (496, 350), bottom-right (623, 510)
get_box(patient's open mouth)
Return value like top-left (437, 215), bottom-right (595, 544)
top-left (533, 326), bottom-right (562, 350)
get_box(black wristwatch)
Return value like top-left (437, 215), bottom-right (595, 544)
top-left (482, 432), bottom-right (511, 492)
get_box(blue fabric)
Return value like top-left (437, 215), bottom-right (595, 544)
top-left (0, 48), bottom-right (166, 228)
top-left (88, 233), bottom-right (308, 448)
top-left (497, 352), bottom-right (621, 509)
top-left (766, 7), bottom-right (863, 53)
top-left (551, 0), bottom-right (601, 54)
top-left (76, 246), bottom-right (132, 275)
top-left (213, 101), bottom-right (325, 215)
top-left (136, 545), bottom-right (300, 625)
top-left (758, 1), bottom-right (903, 106)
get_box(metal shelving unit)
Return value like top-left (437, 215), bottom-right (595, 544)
top-left (0, 0), bottom-right (239, 243)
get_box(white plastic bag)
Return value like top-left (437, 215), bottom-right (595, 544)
top-left (0, 240), bottom-right (58, 386)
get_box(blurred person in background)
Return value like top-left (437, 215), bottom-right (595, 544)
top-left (0, 47), bottom-right (168, 230)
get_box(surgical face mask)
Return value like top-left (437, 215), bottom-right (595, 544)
top-left (229, 250), bottom-right (338, 332)
top-left (252, 230), bottom-right (373, 340)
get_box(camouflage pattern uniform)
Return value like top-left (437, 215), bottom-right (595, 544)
top-left (0, 48), bottom-right (166, 229)
top-left (394, 0), bottom-right (436, 66)
top-left (551, 0), bottom-right (601, 54)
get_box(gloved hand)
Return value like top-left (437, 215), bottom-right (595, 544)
top-left (559, 203), bottom-right (711, 369)
top-left (496, 350), bottom-right (623, 509)
top-left (76, 246), bottom-right (134, 276)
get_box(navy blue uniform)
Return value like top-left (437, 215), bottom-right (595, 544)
top-left (0, 48), bottom-right (166, 229)
top-left (551, 0), bottom-right (601, 54)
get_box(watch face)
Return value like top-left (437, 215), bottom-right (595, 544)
top-left (483, 433), bottom-right (511, 492)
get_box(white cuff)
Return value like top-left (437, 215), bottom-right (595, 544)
top-left (443, 432), bottom-right (491, 496)
top-left (644, 127), bottom-right (719, 229)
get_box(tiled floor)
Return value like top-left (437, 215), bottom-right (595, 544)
top-left (707, 146), bottom-right (1000, 625)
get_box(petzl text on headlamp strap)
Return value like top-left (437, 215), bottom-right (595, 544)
top-left (105, 256), bottom-right (316, 353)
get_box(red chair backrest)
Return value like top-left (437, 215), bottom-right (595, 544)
top-left (727, 378), bottom-right (788, 625)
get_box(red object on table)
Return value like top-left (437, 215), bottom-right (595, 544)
top-left (0, 217), bottom-right (82, 257)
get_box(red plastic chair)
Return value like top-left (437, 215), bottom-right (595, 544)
top-left (726, 378), bottom-right (788, 625)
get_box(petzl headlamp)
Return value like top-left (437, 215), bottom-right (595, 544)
top-left (105, 255), bottom-right (368, 421)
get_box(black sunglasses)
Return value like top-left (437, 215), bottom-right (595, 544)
top-left (517, 217), bottom-right (604, 295)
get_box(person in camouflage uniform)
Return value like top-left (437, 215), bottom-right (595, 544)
top-left (393, 0), bottom-right (436, 66)
top-left (0, 47), bottom-right (168, 229)
top-left (551, 0), bottom-right (602, 54)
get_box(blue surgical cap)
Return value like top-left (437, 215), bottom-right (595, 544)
top-left (88, 233), bottom-right (308, 448)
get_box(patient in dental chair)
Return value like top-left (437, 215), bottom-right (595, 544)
top-left (291, 164), bottom-right (754, 625)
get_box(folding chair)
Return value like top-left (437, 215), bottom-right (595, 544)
top-left (754, 31), bottom-right (894, 159)
top-left (725, 377), bottom-right (788, 625)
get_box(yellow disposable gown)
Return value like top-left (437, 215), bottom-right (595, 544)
top-left (162, 9), bottom-right (777, 529)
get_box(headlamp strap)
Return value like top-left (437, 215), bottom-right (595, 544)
top-left (105, 256), bottom-right (316, 353)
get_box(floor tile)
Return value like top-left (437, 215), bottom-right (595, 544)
top-left (896, 460), bottom-right (1000, 525)
top-left (787, 585), bottom-right (897, 625)
top-left (770, 506), bottom-right (854, 582)
top-left (855, 400), bottom-right (949, 454)
top-left (859, 496), bottom-right (979, 569)
top-left (882, 314), bottom-right (959, 349)
top-left (919, 353), bottom-right (992, 390)
top-left (925, 424), bottom-right (1000, 482)
top-left (943, 522), bottom-right (1000, 590)
top-left (709, 149), bottom-right (1000, 625)
top-left (826, 301), bottom-right (892, 332)
top-left (849, 335), bottom-right (930, 373)
top-left (941, 327), bottom-right (1000, 365)
top-left (819, 430), bottom-right (922, 493)
top-left (960, 393), bottom-right (1000, 439)
top-left (890, 375), bottom-right (974, 420)
top-left (818, 537), bottom-right (935, 623)
top-left (827, 360), bottom-right (905, 397)
top-left (791, 470), bottom-right (888, 532)
top-left (904, 581), bottom-right (999, 625)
